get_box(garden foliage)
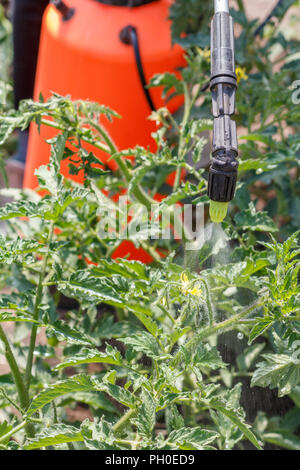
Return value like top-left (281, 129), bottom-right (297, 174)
top-left (0, 0), bottom-right (299, 450)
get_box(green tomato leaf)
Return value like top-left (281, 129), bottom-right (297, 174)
top-left (24, 424), bottom-right (83, 450)
top-left (263, 431), bottom-right (300, 451)
top-left (26, 375), bottom-right (98, 417)
top-left (234, 203), bottom-right (278, 233)
top-left (211, 403), bottom-right (263, 450)
top-left (251, 352), bottom-right (300, 397)
top-left (121, 331), bottom-right (161, 360)
top-left (167, 427), bottom-right (219, 450)
top-left (55, 345), bottom-right (123, 370)
top-left (132, 389), bottom-right (156, 439)
top-left (248, 318), bottom-right (275, 344)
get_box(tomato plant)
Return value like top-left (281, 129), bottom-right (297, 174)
top-left (0, 0), bottom-right (299, 450)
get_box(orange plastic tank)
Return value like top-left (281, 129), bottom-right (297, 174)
top-left (24, 0), bottom-right (185, 261)
top-left (25, 0), bottom-right (185, 185)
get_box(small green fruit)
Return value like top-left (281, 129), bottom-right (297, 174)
top-left (47, 334), bottom-right (59, 347)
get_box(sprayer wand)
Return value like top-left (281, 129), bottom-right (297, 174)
top-left (208, 0), bottom-right (238, 223)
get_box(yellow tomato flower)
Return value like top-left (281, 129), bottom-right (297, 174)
top-left (196, 47), bottom-right (211, 62)
top-left (236, 66), bottom-right (248, 84)
top-left (180, 272), bottom-right (189, 290)
top-left (187, 286), bottom-right (202, 297)
top-left (180, 273), bottom-right (202, 297)
top-left (203, 49), bottom-right (211, 61)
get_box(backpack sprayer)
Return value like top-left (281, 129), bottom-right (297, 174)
top-left (208, 0), bottom-right (238, 223)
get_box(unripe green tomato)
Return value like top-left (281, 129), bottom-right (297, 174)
top-left (47, 334), bottom-right (59, 347)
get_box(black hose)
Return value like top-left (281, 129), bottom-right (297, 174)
top-left (51, 0), bottom-right (75, 20)
top-left (120, 25), bottom-right (156, 112)
top-left (97, 0), bottom-right (157, 5)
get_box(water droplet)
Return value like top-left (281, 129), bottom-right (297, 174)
top-left (237, 332), bottom-right (244, 340)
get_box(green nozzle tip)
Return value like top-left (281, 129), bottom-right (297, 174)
top-left (209, 201), bottom-right (229, 223)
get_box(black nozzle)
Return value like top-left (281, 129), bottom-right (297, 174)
top-left (51, 0), bottom-right (75, 21)
top-left (208, 150), bottom-right (238, 202)
top-left (208, 112), bottom-right (238, 202)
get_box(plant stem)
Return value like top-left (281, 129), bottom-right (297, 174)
top-left (173, 82), bottom-right (203, 192)
top-left (157, 304), bottom-right (176, 325)
top-left (41, 118), bottom-right (110, 154)
top-left (0, 420), bottom-right (27, 444)
top-left (0, 326), bottom-right (29, 411)
top-left (0, 326), bottom-right (35, 439)
top-left (194, 300), bottom-right (263, 341)
top-left (237, 0), bottom-right (245, 13)
top-left (24, 220), bottom-right (55, 390)
top-left (173, 82), bottom-right (190, 191)
top-left (113, 408), bottom-right (136, 434)
top-left (114, 153), bottom-right (155, 209)
top-left (0, 386), bottom-right (23, 414)
top-left (172, 300), bottom-right (264, 365)
top-left (86, 119), bottom-right (118, 155)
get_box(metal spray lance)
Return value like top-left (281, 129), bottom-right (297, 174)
top-left (208, 0), bottom-right (239, 223)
